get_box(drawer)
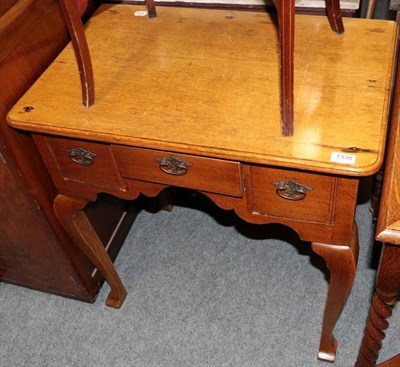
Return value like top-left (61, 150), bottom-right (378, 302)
top-left (45, 136), bottom-right (126, 190)
top-left (250, 166), bottom-right (336, 223)
top-left (112, 146), bottom-right (243, 197)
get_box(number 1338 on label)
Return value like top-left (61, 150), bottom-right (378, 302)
top-left (330, 152), bottom-right (357, 164)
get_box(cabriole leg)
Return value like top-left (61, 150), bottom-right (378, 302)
top-left (311, 222), bottom-right (359, 362)
top-left (54, 194), bottom-right (127, 308)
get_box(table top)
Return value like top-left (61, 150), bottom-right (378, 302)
top-left (7, 4), bottom-right (397, 176)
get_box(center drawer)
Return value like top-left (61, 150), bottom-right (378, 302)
top-left (112, 145), bottom-right (243, 197)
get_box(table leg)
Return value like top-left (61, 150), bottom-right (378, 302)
top-left (54, 194), bottom-right (127, 308)
top-left (355, 244), bottom-right (400, 367)
top-left (311, 222), bottom-right (359, 362)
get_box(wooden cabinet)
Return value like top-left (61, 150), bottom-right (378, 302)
top-left (0, 0), bottom-right (134, 302)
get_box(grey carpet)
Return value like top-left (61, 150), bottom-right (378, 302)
top-left (1, 181), bottom-right (400, 367)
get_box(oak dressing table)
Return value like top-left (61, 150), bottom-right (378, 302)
top-left (7, 4), bottom-right (397, 362)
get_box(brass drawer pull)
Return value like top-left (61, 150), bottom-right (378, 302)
top-left (273, 180), bottom-right (312, 201)
top-left (67, 147), bottom-right (97, 166)
top-left (156, 155), bottom-right (192, 176)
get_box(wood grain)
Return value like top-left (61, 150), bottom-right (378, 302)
top-left (8, 4), bottom-right (397, 175)
top-left (0, 0), bottom-right (54, 64)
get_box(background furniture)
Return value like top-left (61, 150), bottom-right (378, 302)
top-left (365, 0), bottom-right (397, 19)
top-left (0, 0), bottom-right (135, 302)
top-left (355, 37), bottom-right (400, 367)
top-left (7, 5), bottom-right (397, 361)
top-left (390, 0), bottom-right (400, 20)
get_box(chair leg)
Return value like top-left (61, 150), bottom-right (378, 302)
top-left (59, 0), bottom-right (157, 108)
top-left (366, 0), bottom-right (377, 18)
top-left (271, 0), bottom-right (344, 136)
top-left (58, 0), bottom-right (95, 107)
top-left (146, 0), bottom-right (157, 18)
top-left (272, 0), bottom-right (295, 136)
top-left (325, 0), bottom-right (345, 34)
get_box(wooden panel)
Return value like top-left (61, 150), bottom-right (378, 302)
top-left (250, 166), bottom-right (336, 223)
top-left (113, 145), bottom-right (243, 196)
top-left (0, 0), bottom-right (19, 18)
top-left (0, 0), bottom-right (55, 64)
top-left (0, 144), bottom-right (87, 294)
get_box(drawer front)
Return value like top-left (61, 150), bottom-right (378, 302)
top-left (46, 137), bottom-right (126, 190)
top-left (250, 166), bottom-right (336, 223)
top-left (112, 146), bottom-right (243, 197)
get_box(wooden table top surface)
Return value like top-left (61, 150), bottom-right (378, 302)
top-left (7, 4), bottom-right (398, 176)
